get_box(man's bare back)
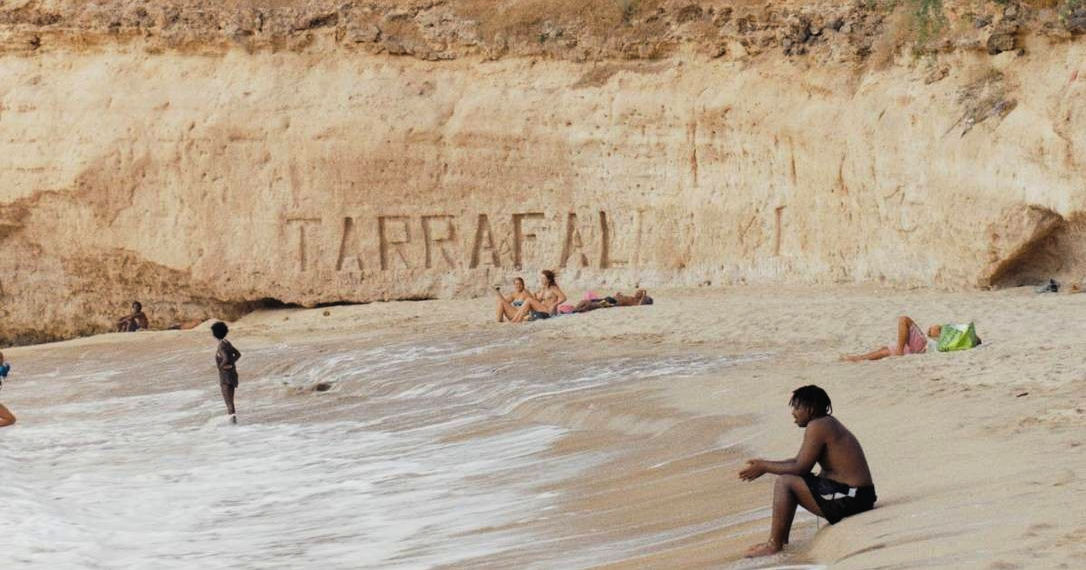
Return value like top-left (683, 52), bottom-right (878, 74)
top-left (804, 416), bottom-right (873, 488)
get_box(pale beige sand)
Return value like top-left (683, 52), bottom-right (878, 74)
top-left (3, 286), bottom-right (1084, 568)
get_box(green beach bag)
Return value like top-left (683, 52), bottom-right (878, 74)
top-left (936, 322), bottom-right (980, 352)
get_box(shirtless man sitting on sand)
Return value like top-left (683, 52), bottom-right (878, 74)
top-left (842, 315), bottom-right (940, 361)
top-left (116, 301), bottom-right (150, 332)
top-left (572, 289), bottom-right (654, 313)
top-left (739, 385), bottom-right (876, 557)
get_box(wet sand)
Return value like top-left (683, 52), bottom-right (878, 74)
top-left (2, 286), bottom-right (1084, 568)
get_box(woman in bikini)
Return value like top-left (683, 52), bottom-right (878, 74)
top-left (511, 270), bottom-right (567, 323)
top-left (494, 277), bottom-right (534, 322)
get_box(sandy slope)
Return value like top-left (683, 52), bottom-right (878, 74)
top-left (2, 286), bottom-right (1084, 568)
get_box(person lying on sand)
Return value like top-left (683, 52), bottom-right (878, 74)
top-left (841, 315), bottom-right (939, 362)
top-left (0, 352), bottom-right (15, 427)
top-left (116, 301), bottom-right (149, 332)
top-left (510, 270), bottom-right (567, 322)
top-left (168, 319), bottom-right (204, 331)
top-left (573, 289), bottom-right (654, 313)
top-left (739, 385), bottom-right (876, 557)
top-left (493, 277), bottom-right (535, 322)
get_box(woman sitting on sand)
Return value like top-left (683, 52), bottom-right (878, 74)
top-left (842, 315), bottom-right (940, 362)
top-left (493, 277), bottom-right (535, 322)
top-left (509, 270), bottom-right (567, 322)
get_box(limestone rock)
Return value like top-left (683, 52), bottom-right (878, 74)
top-left (979, 206), bottom-right (1065, 288)
top-left (1066, 8), bottom-right (1086, 35)
top-left (1, 1), bottom-right (1086, 344)
top-left (986, 23), bottom-right (1018, 55)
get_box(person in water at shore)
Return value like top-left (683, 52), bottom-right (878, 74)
top-left (116, 301), bottom-right (149, 332)
top-left (573, 289), bottom-right (654, 313)
top-left (842, 315), bottom-right (940, 362)
top-left (739, 385), bottom-right (876, 557)
top-left (493, 277), bottom-right (534, 322)
top-left (212, 322), bottom-right (242, 424)
top-left (0, 352), bottom-right (15, 427)
top-left (510, 270), bottom-right (567, 322)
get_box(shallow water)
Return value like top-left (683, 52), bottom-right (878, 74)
top-left (1, 330), bottom-right (770, 568)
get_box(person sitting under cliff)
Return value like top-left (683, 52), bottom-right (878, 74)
top-left (739, 385), bottom-right (876, 557)
top-left (510, 270), bottom-right (567, 322)
top-left (573, 289), bottom-right (654, 313)
top-left (116, 301), bottom-right (150, 333)
top-left (841, 315), bottom-right (943, 362)
top-left (493, 277), bottom-right (535, 322)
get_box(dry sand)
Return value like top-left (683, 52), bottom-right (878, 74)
top-left (2, 286), bottom-right (1084, 568)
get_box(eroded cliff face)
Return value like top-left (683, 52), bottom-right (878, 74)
top-left (2, 0), bottom-right (1085, 343)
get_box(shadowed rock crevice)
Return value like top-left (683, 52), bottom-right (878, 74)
top-left (981, 206), bottom-right (1086, 289)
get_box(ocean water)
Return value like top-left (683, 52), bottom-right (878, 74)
top-left (1, 331), bottom-right (767, 568)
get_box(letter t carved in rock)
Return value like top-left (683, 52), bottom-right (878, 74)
top-left (286, 218), bottom-right (322, 272)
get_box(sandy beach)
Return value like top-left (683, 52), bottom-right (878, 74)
top-left (2, 286), bottom-right (1084, 568)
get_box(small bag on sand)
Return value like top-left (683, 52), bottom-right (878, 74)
top-left (937, 322), bottom-right (980, 352)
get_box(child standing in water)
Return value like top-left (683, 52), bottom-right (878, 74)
top-left (212, 322), bottom-right (241, 424)
top-left (0, 352), bottom-right (15, 427)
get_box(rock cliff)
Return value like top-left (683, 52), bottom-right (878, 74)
top-left (2, 0), bottom-right (1085, 343)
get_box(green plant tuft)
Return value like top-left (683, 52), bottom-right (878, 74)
top-left (911, 0), bottom-right (947, 45)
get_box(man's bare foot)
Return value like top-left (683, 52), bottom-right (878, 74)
top-left (841, 354), bottom-right (861, 362)
top-left (744, 541), bottom-right (782, 558)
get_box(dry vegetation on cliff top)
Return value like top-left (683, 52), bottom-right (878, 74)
top-left (0, 0), bottom-right (1083, 61)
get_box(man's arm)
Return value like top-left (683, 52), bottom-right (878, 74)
top-left (739, 421), bottom-right (826, 480)
top-left (218, 341), bottom-right (240, 369)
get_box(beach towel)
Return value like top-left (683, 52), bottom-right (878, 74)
top-left (937, 322), bottom-right (980, 352)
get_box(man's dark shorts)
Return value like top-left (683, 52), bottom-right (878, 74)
top-left (219, 370), bottom-right (239, 388)
top-left (802, 473), bottom-right (877, 524)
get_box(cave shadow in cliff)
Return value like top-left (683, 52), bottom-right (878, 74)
top-left (986, 213), bottom-right (1086, 289)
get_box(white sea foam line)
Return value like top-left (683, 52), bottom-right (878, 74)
top-left (496, 354), bottom-right (767, 416)
top-left (1, 419), bottom-right (573, 569)
top-left (0, 347), bottom-right (575, 568)
top-left (4, 337), bottom-right (770, 568)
